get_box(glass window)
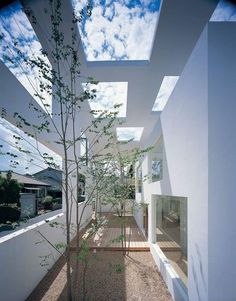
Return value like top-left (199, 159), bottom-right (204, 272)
top-left (80, 133), bottom-right (88, 166)
top-left (152, 158), bottom-right (162, 182)
top-left (156, 195), bottom-right (188, 286)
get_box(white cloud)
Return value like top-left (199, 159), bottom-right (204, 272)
top-left (74, 0), bottom-right (160, 61)
top-left (210, 0), bottom-right (236, 21)
top-left (104, 6), bottom-right (114, 19)
top-left (0, 2), bottom-right (52, 111)
top-left (152, 76), bottom-right (179, 111)
top-left (72, 0), bottom-right (88, 16)
top-left (116, 127), bottom-right (144, 141)
top-left (82, 82), bottom-right (128, 117)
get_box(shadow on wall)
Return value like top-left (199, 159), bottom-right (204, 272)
top-left (159, 122), bottom-right (172, 196)
top-left (190, 243), bottom-right (207, 301)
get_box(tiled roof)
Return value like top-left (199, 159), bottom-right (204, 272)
top-left (0, 171), bottom-right (51, 187)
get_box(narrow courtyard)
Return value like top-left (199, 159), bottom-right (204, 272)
top-left (27, 214), bottom-right (172, 301)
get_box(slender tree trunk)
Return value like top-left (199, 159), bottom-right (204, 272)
top-left (123, 202), bottom-right (126, 255)
top-left (64, 153), bottom-right (72, 301)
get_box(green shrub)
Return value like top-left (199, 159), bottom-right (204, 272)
top-left (0, 204), bottom-right (21, 224)
top-left (0, 171), bottom-right (21, 223)
top-left (53, 197), bottom-right (62, 204)
top-left (0, 171), bottom-right (21, 205)
top-left (42, 196), bottom-right (53, 210)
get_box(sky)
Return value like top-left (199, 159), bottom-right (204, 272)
top-left (116, 127), bottom-right (143, 141)
top-left (0, 2), bottom-right (57, 174)
top-left (0, 0), bottom-right (235, 174)
top-left (0, 1), bottom-right (52, 111)
top-left (210, 0), bottom-right (236, 21)
top-left (73, 0), bottom-right (161, 61)
top-left (0, 117), bottom-right (62, 175)
top-left (83, 81), bottom-right (128, 117)
top-left (152, 76), bottom-right (179, 112)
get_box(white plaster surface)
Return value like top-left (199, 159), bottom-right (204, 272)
top-left (0, 202), bottom-right (92, 301)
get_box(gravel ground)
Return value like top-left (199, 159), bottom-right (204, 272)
top-left (27, 251), bottom-right (172, 301)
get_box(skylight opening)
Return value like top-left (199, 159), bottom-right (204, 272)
top-left (152, 76), bottom-right (179, 112)
top-left (72, 0), bottom-right (161, 61)
top-left (0, 1), bottom-right (52, 112)
top-left (116, 127), bottom-right (144, 141)
top-left (210, 0), bottom-right (236, 22)
top-left (82, 82), bottom-right (128, 118)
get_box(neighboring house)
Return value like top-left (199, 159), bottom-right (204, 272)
top-left (2, 1), bottom-right (236, 301)
top-left (0, 171), bottom-right (50, 218)
top-left (33, 167), bottom-right (62, 199)
top-left (33, 167), bottom-right (86, 202)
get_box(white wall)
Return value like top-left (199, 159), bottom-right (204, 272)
top-left (150, 243), bottom-right (188, 301)
top-left (137, 22), bottom-right (236, 301)
top-left (208, 23), bottom-right (236, 301)
top-left (0, 202), bottom-right (92, 301)
top-left (137, 25), bottom-right (209, 301)
top-left (133, 202), bottom-right (145, 235)
top-left (100, 202), bottom-right (117, 213)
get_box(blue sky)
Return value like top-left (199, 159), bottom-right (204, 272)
top-left (0, 2), bottom-right (55, 174)
top-left (210, 0), bottom-right (236, 21)
top-left (73, 0), bottom-right (161, 61)
top-left (83, 81), bottom-right (128, 117)
top-left (116, 127), bottom-right (143, 141)
top-left (0, 0), bottom-right (235, 174)
top-left (0, 1), bottom-right (52, 111)
top-left (0, 117), bottom-right (62, 174)
top-left (152, 76), bottom-right (179, 112)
